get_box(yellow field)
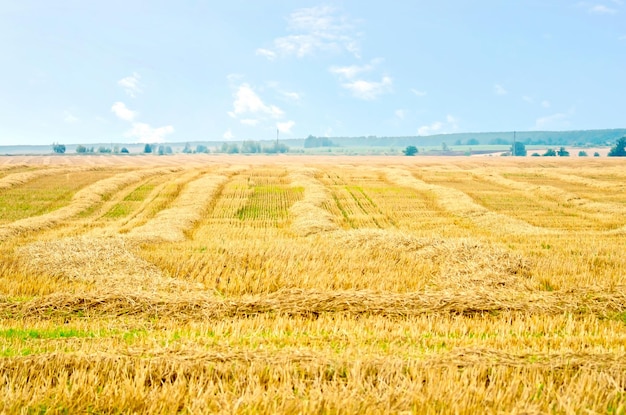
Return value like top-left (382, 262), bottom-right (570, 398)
top-left (0, 155), bottom-right (625, 414)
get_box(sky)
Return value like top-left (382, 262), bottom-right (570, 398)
top-left (0, 0), bottom-right (624, 145)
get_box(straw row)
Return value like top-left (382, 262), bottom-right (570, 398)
top-left (2, 347), bottom-right (624, 414)
top-left (0, 167), bottom-right (182, 241)
top-left (288, 167), bottom-right (339, 236)
top-left (382, 168), bottom-right (551, 235)
top-left (3, 286), bottom-right (624, 320)
top-left (0, 166), bottom-right (85, 191)
top-left (475, 170), bottom-right (626, 216)
top-left (126, 172), bottom-right (234, 242)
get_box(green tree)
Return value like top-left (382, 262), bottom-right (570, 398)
top-left (144, 143), bottom-right (152, 153)
top-left (120, 147), bottom-right (129, 154)
top-left (557, 147), bottom-right (570, 157)
top-left (578, 150), bottom-right (588, 157)
top-left (403, 145), bottom-right (418, 156)
top-left (511, 142), bottom-right (527, 156)
top-left (543, 148), bottom-right (557, 157)
top-left (52, 143), bottom-right (66, 154)
top-left (196, 145), bottom-right (209, 153)
top-left (75, 145), bottom-right (87, 153)
top-left (593, 152), bottom-right (601, 157)
top-left (608, 137), bottom-right (626, 157)
top-left (182, 143), bottom-right (192, 154)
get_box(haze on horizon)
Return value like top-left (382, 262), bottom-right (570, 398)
top-left (1, 1), bottom-right (624, 146)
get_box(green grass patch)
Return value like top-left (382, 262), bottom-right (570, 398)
top-left (0, 170), bottom-right (113, 224)
top-left (124, 183), bottom-right (155, 202)
top-left (0, 328), bottom-right (97, 340)
top-left (236, 185), bottom-right (303, 222)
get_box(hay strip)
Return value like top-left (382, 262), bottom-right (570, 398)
top-left (288, 167), bottom-right (339, 236)
top-left (383, 168), bottom-right (551, 235)
top-left (0, 167), bottom-right (181, 241)
top-left (3, 287), bottom-right (624, 320)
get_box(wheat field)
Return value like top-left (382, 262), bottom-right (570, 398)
top-left (0, 154), bottom-right (625, 414)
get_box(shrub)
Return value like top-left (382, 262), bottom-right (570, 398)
top-left (52, 143), bottom-right (66, 154)
top-left (608, 137), bottom-right (626, 157)
top-left (557, 147), bottom-right (570, 157)
top-left (403, 146), bottom-right (418, 156)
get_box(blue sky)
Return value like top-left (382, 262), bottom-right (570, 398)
top-left (1, 1), bottom-right (624, 145)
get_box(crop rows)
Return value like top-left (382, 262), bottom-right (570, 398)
top-left (0, 156), bottom-right (625, 413)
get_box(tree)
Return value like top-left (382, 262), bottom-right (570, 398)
top-left (578, 150), bottom-right (588, 157)
top-left (75, 145), bottom-right (87, 153)
top-left (120, 147), bottom-right (129, 154)
top-left (608, 137), bottom-right (626, 157)
top-left (52, 143), bottom-right (66, 154)
top-left (196, 145), bottom-right (209, 154)
top-left (593, 152), bottom-right (601, 157)
top-left (557, 147), bottom-right (570, 157)
top-left (403, 145), bottom-right (418, 156)
top-left (543, 148), bottom-right (557, 157)
top-left (182, 143), bottom-right (192, 154)
top-left (511, 142), bottom-right (527, 156)
top-left (144, 143), bottom-right (153, 154)
top-left (467, 138), bottom-right (480, 146)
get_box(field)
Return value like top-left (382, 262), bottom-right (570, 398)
top-left (0, 154), bottom-right (625, 414)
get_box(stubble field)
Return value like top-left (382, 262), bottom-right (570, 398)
top-left (0, 154), bottom-right (625, 414)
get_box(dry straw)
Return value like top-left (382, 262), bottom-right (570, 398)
top-left (126, 173), bottom-right (233, 242)
top-left (16, 236), bottom-right (203, 293)
top-left (0, 166), bottom-right (85, 190)
top-left (3, 285), bottom-right (624, 320)
top-left (0, 167), bottom-right (181, 241)
top-left (475, 169), bottom-right (626, 217)
top-left (382, 167), bottom-right (552, 235)
top-left (289, 167), bottom-right (339, 236)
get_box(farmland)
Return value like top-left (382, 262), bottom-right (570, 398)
top-left (0, 154), bottom-right (625, 414)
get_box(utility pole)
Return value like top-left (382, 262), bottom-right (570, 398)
top-left (512, 131), bottom-right (517, 156)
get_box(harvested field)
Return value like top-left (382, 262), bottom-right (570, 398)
top-left (0, 155), bottom-right (625, 414)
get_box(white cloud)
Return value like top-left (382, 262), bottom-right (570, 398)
top-left (494, 84), bottom-right (508, 95)
top-left (541, 100), bottom-right (551, 108)
top-left (411, 89), bottom-right (427, 97)
top-left (63, 111), bottom-right (78, 123)
top-left (117, 72), bottom-right (142, 98)
top-left (395, 109), bottom-right (406, 120)
top-left (258, 6), bottom-right (360, 59)
top-left (278, 90), bottom-right (301, 102)
top-left (535, 113), bottom-right (570, 129)
top-left (417, 115), bottom-right (459, 136)
top-left (588, 4), bottom-right (618, 14)
top-left (124, 123), bottom-right (174, 143)
top-left (342, 76), bottom-right (392, 100)
top-left (240, 119), bottom-right (259, 126)
top-left (446, 115), bottom-right (459, 130)
top-left (223, 129), bottom-right (234, 140)
top-left (277, 120), bottom-right (295, 134)
top-left (255, 48), bottom-right (277, 60)
top-left (329, 60), bottom-right (380, 79)
top-left (228, 84), bottom-right (285, 119)
top-left (417, 121), bottom-right (444, 136)
top-left (111, 102), bottom-right (137, 121)
top-left (522, 95), bottom-right (534, 103)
